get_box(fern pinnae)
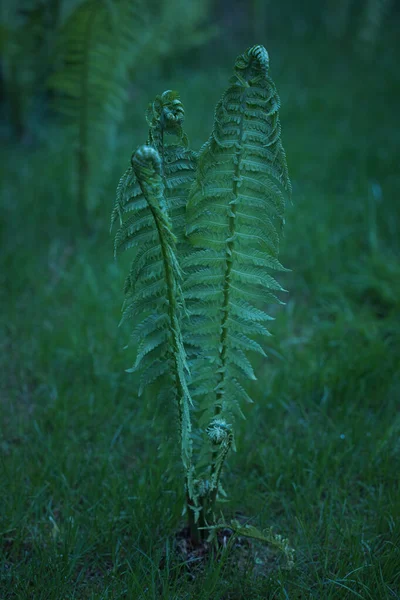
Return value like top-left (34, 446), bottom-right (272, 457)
top-left (111, 165), bottom-right (134, 229)
top-left (126, 145), bottom-right (195, 499)
top-left (77, 1), bottom-right (95, 222)
top-left (185, 45), bottom-right (291, 508)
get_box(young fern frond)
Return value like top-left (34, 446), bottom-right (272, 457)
top-left (117, 145), bottom-right (195, 497)
top-left (185, 45), bottom-right (291, 500)
top-left (111, 91), bottom-right (198, 251)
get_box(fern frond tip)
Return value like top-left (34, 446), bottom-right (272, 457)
top-left (249, 44), bottom-right (269, 70)
top-left (146, 90), bottom-right (188, 144)
top-left (235, 44), bottom-right (270, 78)
top-left (131, 145), bottom-right (162, 177)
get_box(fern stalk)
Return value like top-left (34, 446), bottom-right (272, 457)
top-left (208, 108), bottom-right (245, 512)
top-left (215, 77), bottom-right (246, 414)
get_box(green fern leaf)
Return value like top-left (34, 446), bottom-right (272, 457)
top-left (185, 44), bottom-right (291, 427)
top-left (114, 144), bottom-right (195, 500)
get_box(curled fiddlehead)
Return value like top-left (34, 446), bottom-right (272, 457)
top-left (111, 90), bottom-right (197, 251)
top-left (146, 90), bottom-right (189, 150)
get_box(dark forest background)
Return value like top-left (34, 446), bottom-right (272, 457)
top-left (1, 1), bottom-right (400, 598)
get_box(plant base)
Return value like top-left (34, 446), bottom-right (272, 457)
top-left (159, 524), bottom-right (282, 582)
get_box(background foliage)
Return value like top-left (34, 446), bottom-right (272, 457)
top-left (1, 0), bottom-right (399, 597)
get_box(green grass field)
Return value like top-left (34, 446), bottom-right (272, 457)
top-left (1, 35), bottom-right (399, 599)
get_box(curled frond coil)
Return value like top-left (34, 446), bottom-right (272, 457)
top-left (131, 145), bottom-right (162, 175)
top-left (206, 418), bottom-right (232, 445)
top-left (233, 44), bottom-right (270, 83)
top-left (146, 90), bottom-right (188, 149)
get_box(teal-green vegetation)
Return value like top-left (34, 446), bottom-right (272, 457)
top-left (111, 45), bottom-right (295, 554)
top-left (1, 1), bottom-right (400, 598)
top-left (0, 0), bottom-right (214, 217)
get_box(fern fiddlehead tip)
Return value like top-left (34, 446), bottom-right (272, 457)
top-left (146, 90), bottom-right (186, 141)
top-left (235, 44), bottom-right (270, 77)
top-left (206, 418), bottom-right (232, 445)
top-left (248, 44), bottom-right (270, 69)
top-left (131, 145), bottom-right (162, 176)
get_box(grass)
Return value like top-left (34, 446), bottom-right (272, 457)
top-left (1, 31), bottom-right (400, 599)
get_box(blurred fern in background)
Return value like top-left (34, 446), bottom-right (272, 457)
top-left (0, 0), bottom-right (215, 222)
top-left (47, 0), bottom-right (141, 221)
top-left (0, 0), bottom-right (60, 138)
top-left (47, 0), bottom-right (215, 221)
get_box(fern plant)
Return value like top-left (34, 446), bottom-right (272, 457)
top-left (111, 45), bottom-right (294, 563)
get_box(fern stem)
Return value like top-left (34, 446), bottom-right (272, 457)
top-left (217, 88), bottom-right (247, 403)
top-left (215, 208), bottom-right (236, 412)
top-left (150, 183), bottom-right (199, 541)
top-left (155, 209), bottom-right (193, 476)
top-left (209, 89), bottom-right (247, 509)
top-left (160, 129), bottom-right (166, 181)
